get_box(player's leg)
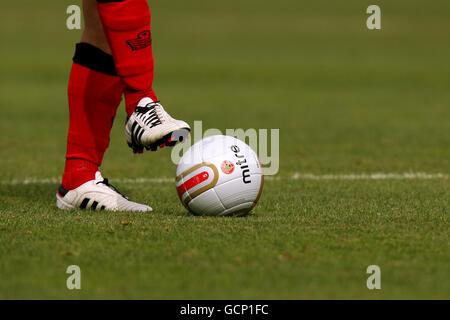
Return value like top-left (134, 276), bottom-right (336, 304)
top-left (81, 0), bottom-right (111, 54)
top-left (96, 0), bottom-right (190, 152)
top-left (62, 0), bottom-right (118, 190)
top-left (57, 0), bottom-right (151, 212)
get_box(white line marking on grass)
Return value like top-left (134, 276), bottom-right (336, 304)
top-left (282, 172), bottom-right (450, 181)
top-left (0, 172), bottom-right (448, 186)
top-left (114, 178), bottom-right (174, 183)
top-left (2, 178), bottom-right (60, 185)
top-left (0, 177), bottom-right (173, 185)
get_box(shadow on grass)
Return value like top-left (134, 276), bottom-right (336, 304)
top-left (0, 183), bottom-right (57, 207)
top-left (0, 184), bottom-right (262, 219)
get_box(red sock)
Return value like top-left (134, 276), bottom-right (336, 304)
top-left (97, 0), bottom-right (158, 116)
top-left (62, 43), bottom-right (123, 190)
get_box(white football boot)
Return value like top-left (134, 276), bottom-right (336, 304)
top-left (56, 172), bottom-right (152, 212)
top-left (125, 98), bottom-right (190, 153)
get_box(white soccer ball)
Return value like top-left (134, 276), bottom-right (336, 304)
top-left (175, 135), bottom-right (264, 216)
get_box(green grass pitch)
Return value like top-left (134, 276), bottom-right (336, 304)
top-left (0, 0), bottom-right (449, 299)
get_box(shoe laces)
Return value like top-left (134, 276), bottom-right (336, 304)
top-left (96, 178), bottom-right (129, 200)
top-left (134, 100), bottom-right (168, 124)
top-left (152, 101), bottom-right (168, 122)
